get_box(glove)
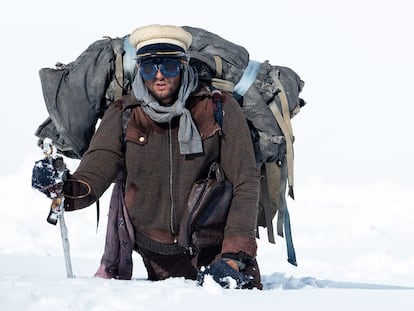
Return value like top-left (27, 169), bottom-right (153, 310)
top-left (196, 259), bottom-right (253, 289)
top-left (32, 156), bottom-right (67, 197)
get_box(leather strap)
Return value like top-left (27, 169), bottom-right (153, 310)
top-left (260, 164), bottom-right (276, 243)
top-left (268, 69), bottom-right (295, 199)
top-left (213, 55), bottom-right (223, 78)
top-left (114, 48), bottom-right (124, 100)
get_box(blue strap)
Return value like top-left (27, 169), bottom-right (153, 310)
top-left (283, 205), bottom-right (297, 266)
top-left (210, 87), bottom-right (224, 128)
top-left (233, 60), bottom-right (261, 96)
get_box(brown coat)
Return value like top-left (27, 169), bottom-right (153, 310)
top-left (65, 88), bottom-right (260, 257)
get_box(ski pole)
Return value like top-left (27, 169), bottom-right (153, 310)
top-left (43, 138), bottom-right (74, 278)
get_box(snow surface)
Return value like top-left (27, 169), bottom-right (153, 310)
top-left (0, 156), bottom-right (413, 310)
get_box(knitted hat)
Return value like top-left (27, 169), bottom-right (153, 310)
top-left (129, 24), bottom-right (192, 58)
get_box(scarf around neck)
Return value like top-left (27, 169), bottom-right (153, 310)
top-left (131, 63), bottom-right (202, 155)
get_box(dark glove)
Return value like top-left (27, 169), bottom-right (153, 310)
top-left (32, 156), bottom-right (67, 197)
top-left (197, 259), bottom-right (253, 289)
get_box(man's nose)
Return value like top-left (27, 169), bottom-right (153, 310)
top-left (154, 66), bottom-right (164, 78)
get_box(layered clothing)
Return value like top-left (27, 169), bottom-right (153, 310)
top-left (64, 86), bottom-right (260, 282)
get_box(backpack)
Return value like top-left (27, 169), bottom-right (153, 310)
top-left (36, 26), bottom-right (306, 267)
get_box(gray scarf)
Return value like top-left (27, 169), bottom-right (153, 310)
top-left (131, 63), bottom-right (202, 155)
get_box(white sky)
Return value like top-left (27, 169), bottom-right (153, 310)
top-left (1, 0), bottom-right (413, 186)
top-left (0, 0), bottom-right (413, 287)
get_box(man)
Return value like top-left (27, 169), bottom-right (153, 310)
top-left (34, 24), bottom-right (262, 289)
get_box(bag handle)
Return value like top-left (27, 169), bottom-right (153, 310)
top-left (208, 162), bottom-right (225, 183)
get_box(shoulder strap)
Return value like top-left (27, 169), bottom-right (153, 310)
top-left (268, 69), bottom-right (295, 199)
top-left (211, 88), bottom-right (224, 128)
top-left (108, 37), bottom-right (126, 100)
top-left (210, 55), bottom-right (235, 92)
top-left (211, 88), bottom-right (224, 165)
top-left (267, 69), bottom-right (298, 266)
top-left (213, 55), bottom-right (223, 78)
top-left (259, 164), bottom-right (276, 244)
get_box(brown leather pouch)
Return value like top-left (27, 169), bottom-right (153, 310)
top-left (178, 162), bottom-right (233, 254)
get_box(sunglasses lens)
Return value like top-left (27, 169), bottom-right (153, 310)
top-left (140, 62), bottom-right (157, 80)
top-left (140, 58), bottom-right (182, 80)
top-left (161, 59), bottom-right (181, 77)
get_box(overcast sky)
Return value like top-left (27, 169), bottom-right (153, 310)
top-left (1, 0), bottom-right (413, 187)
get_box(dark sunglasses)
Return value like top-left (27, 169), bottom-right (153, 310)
top-left (139, 58), bottom-right (183, 81)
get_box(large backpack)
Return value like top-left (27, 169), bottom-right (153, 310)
top-left (36, 26), bottom-right (306, 266)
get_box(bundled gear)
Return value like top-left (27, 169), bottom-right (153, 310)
top-left (34, 26), bottom-right (306, 282)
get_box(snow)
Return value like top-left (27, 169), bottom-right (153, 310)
top-left (0, 157), bottom-right (413, 310)
top-left (1, 255), bottom-right (413, 311)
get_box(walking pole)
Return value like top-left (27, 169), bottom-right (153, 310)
top-left (43, 138), bottom-right (74, 278)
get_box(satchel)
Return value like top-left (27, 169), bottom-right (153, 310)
top-left (178, 162), bottom-right (233, 254)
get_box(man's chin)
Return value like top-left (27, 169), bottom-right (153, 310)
top-left (152, 91), bottom-right (175, 105)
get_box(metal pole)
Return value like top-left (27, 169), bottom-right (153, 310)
top-left (58, 199), bottom-right (74, 278)
top-left (43, 138), bottom-right (74, 278)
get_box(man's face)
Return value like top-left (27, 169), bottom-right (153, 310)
top-left (140, 57), bottom-right (182, 106)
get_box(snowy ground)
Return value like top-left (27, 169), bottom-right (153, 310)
top-left (1, 253), bottom-right (413, 311)
top-left (0, 155), bottom-right (413, 310)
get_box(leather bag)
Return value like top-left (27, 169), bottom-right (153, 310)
top-left (178, 162), bottom-right (233, 254)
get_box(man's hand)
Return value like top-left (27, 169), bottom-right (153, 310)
top-left (196, 259), bottom-right (253, 289)
top-left (32, 156), bottom-right (67, 197)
